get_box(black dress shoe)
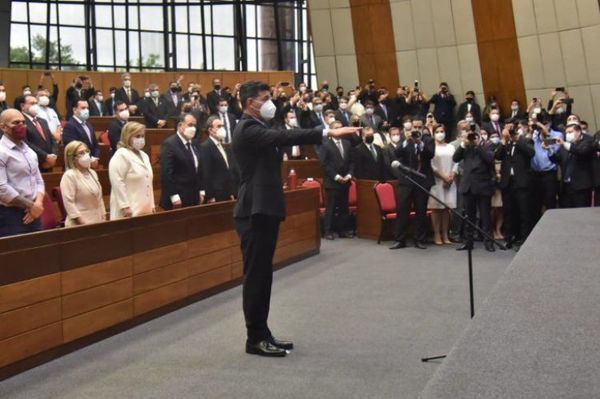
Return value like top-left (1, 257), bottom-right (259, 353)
top-left (484, 241), bottom-right (496, 252)
top-left (325, 233), bottom-right (334, 240)
top-left (456, 243), bottom-right (473, 251)
top-left (246, 340), bottom-right (287, 357)
top-left (414, 241), bottom-right (427, 249)
top-left (269, 336), bottom-right (294, 350)
top-left (338, 233), bottom-right (349, 238)
top-left (389, 241), bottom-right (406, 250)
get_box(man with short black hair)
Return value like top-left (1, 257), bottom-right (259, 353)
top-left (107, 101), bottom-right (130, 154)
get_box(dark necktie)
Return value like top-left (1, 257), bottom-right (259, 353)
top-left (370, 144), bottom-right (377, 161)
top-left (336, 140), bottom-right (344, 159)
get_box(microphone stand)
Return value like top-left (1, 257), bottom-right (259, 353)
top-left (392, 165), bottom-right (506, 362)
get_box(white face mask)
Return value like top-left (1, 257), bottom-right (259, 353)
top-left (151, 90), bottom-right (160, 98)
top-left (391, 135), bottom-right (401, 144)
top-left (111, 93), bottom-right (115, 99)
top-left (132, 137), bottom-right (145, 150)
top-left (77, 153), bottom-right (91, 168)
top-left (215, 127), bottom-right (227, 140)
top-left (403, 122), bottom-right (413, 131)
top-left (490, 113), bottom-right (500, 122)
top-left (288, 118), bottom-right (298, 127)
top-left (0, 92), bottom-right (5, 102)
top-left (481, 133), bottom-right (488, 141)
top-left (511, 105), bottom-right (519, 111)
top-left (183, 126), bottom-right (196, 140)
top-left (365, 108), bottom-right (374, 115)
top-left (299, 86), bottom-right (307, 93)
top-left (123, 80), bottom-right (131, 88)
top-left (533, 107), bottom-right (541, 114)
top-left (144, 92), bottom-right (151, 98)
top-left (339, 103), bottom-right (348, 110)
top-left (466, 116), bottom-right (474, 123)
top-left (218, 105), bottom-right (228, 114)
top-left (314, 104), bottom-right (323, 113)
top-left (435, 132), bottom-right (446, 142)
top-left (556, 107), bottom-right (565, 114)
top-left (517, 128), bottom-right (524, 136)
top-left (97, 96), bottom-right (104, 102)
top-left (118, 110), bottom-right (130, 121)
top-left (28, 104), bottom-right (40, 117)
top-left (23, 90), bottom-right (32, 96)
top-left (566, 132), bottom-right (576, 143)
top-left (490, 137), bottom-right (500, 145)
top-left (38, 96), bottom-right (50, 107)
top-left (259, 100), bottom-right (277, 120)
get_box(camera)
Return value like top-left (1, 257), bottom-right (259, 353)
top-left (411, 130), bottom-right (421, 139)
top-left (555, 87), bottom-right (565, 92)
top-left (563, 98), bottom-right (574, 105)
top-left (467, 132), bottom-right (478, 141)
top-left (543, 138), bottom-right (557, 145)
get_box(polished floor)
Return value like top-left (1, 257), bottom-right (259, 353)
top-left (0, 239), bottom-right (515, 399)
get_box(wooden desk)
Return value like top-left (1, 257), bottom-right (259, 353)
top-left (355, 179), bottom-right (397, 241)
top-left (281, 159), bottom-right (322, 181)
top-left (0, 188), bottom-right (320, 378)
top-left (88, 116), bottom-right (145, 133)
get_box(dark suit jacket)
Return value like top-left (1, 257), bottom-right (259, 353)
top-left (335, 109), bottom-right (352, 127)
top-left (452, 142), bottom-right (496, 196)
top-left (65, 86), bottom-right (96, 118)
top-left (107, 119), bottom-right (126, 154)
top-left (495, 136), bottom-right (536, 189)
top-left (159, 134), bottom-right (204, 210)
top-left (482, 121), bottom-right (505, 134)
top-left (351, 143), bottom-right (386, 181)
top-left (394, 136), bottom-right (435, 188)
top-left (104, 98), bottom-right (116, 116)
top-left (382, 142), bottom-right (400, 180)
top-left (162, 91), bottom-right (184, 118)
top-left (211, 112), bottom-right (238, 143)
top-left (429, 93), bottom-right (456, 122)
top-left (359, 113), bottom-right (382, 130)
top-left (375, 99), bottom-right (396, 124)
top-left (319, 138), bottom-right (354, 190)
top-left (207, 90), bottom-right (230, 115)
top-left (549, 135), bottom-right (594, 191)
top-left (24, 116), bottom-right (57, 172)
top-left (115, 87), bottom-right (141, 108)
top-left (88, 99), bottom-right (108, 117)
top-left (139, 98), bottom-right (169, 128)
top-left (62, 117), bottom-right (100, 158)
top-left (200, 138), bottom-right (239, 201)
top-left (232, 116), bottom-right (324, 220)
top-left (456, 101), bottom-right (482, 125)
top-left (300, 109), bottom-right (326, 129)
top-left (593, 132), bottom-right (600, 187)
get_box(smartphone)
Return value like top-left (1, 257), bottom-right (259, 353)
top-left (414, 80), bottom-right (419, 88)
top-left (563, 98), bottom-right (574, 105)
top-left (543, 138), bottom-right (557, 145)
top-left (470, 123), bottom-right (477, 132)
top-left (280, 81), bottom-right (289, 87)
top-left (555, 87), bottom-right (565, 92)
top-left (467, 132), bottom-right (478, 141)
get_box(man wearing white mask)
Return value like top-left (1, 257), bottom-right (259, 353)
top-left (35, 88), bottom-right (62, 143)
top-left (232, 81), bottom-right (359, 357)
top-left (20, 95), bottom-right (58, 172)
top-left (88, 90), bottom-right (107, 116)
top-left (63, 100), bottom-right (100, 166)
top-left (200, 115), bottom-right (238, 203)
top-left (483, 107), bottom-right (503, 136)
top-left (107, 101), bottom-right (130, 154)
top-left (140, 83), bottom-right (168, 128)
top-left (382, 126), bottom-right (402, 180)
top-left (213, 98), bottom-right (237, 144)
top-left (114, 73), bottom-right (140, 115)
top-left (0, 82), bottom-right (9, 113)
top-left (159, 113), bottom-right (204, 210)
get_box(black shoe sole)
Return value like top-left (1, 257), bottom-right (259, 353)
top-left (245, 346), bottom-right (287, 357)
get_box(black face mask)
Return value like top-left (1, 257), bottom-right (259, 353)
top-left (214, 85), bottom-right (221, 91)
top-left (170, 87), bottom-right (178, 93)
top-left (466, 97), bottom-right (474, 102)
top-left (75, 83), bottom-right (83, 89)
top-left (322, 84), bottom-right (329, 90)
top-left (337, 90), bottom-right (344, 97)
top-left (365, 135), bottom-right (374, 144)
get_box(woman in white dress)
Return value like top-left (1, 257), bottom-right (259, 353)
top-left (109, 121), bottom-right (155, 219)
top-left (428, 125), bottom-right (458, 245)
top-left (60, 140), bottom-right (106, 227)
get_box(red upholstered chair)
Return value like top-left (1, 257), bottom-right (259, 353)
top-left (52, 186), bottom-right (67, 224)
top-left (100, 130), bottom-right (110, 145)
top-left (373, 182), bottom-right (397, 244)
top-left (301, 178), bottom-right (325, 216)
top-left (40, 193), bottom-right (62, 230)
top-left (348, 179), bottom-right (357, 216)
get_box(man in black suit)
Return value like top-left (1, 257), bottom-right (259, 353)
top-left (390, 129), bottom-right (435, 250)
top-left (104, 87), bottom-right (117, 117)
top-left (200, 115), bottom-right (238, 203)
top-left (482, 107), bottom-right (504, 135)
top-left (495, 121), bottom-right (536, 248)
top-left (335, 96), bottom-right (353, 127)
top-left (593, 131), bottom-right (600, 206)
top-left (429, 82), bottom-right (456, 138)
top-left (0, 82), bottom-right (8, 112)
top-left (162, 81), bottom-right (183, 118)
top-left (159, 113), bottom-right (204, 210)
top-left (139, 84), bottom-right (168, 128)
top-left (360, 101), bottom-right (382, 130)
top-left (20, 95), bottom-right (58, 172)
top-left (452, 131), bottom-right (496, 251)
top-left (320, 120), bottom-right (355, 240)
top-left (213, 98), bottom-right (237, 144)
top-left (63, 100), bottom-right (100, 163)
top-left (382, 126), bottom-right (402, 180)
top-left (88, 91), bottom-right (108, 117)
top-left (549, 123), bottom-right (594, 208)
top-left (232, 81), bottom-right (358, 357)
top-left (299, 97), bottom-right (327, 129)
top-left (114, 73), bottom-right (141, 116)
top-left (65, 75), bottom-right (95, 119)
top-left (375, 90), bottom-right (395, 125)
top-left (507, 99), bottom-right (527, 120)
top-left (456, 91), bottom-right (482, 125)
top-left (351, 126), bottom-right (385, 181)
top-left (206, 78), bottom-right (230, 115)
top-left (107, 101), bottom-right (129, 154)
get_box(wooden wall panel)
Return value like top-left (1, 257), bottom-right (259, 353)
top-left (471, 0), bottom-right (527, 113)
top-left (188, 231), bottom-right (236, 258)
top-left (187, 265), bottom-right (232, 296)
top-left (133, 261), bottom-right (189, 295)
top-left (62, 278), bottom-right (133, 319)
top-left (0, 323), bottom-right (63, 368)
top-left (0, 274), bottom-right (61, 314)
top-left (61, 257), bottom-right (133, 295)
top-left (63, 299), bottom-right (133, 343)
top-left (132, 242), bottom-right (189, 275)
top-left (187, 248), bottom-right (232, 277)
top-left (0, 299), bottom-right (61, 341)
top-left (133, 280), bottom-right (188, 316)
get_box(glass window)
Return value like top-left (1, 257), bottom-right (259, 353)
top-left (96, 29), bottom-right (114, 67)
top-left (11, 2), bottom-right (27, 23)
top-left (114, 30), bottom-right (127, 67)
top-left (189, 6), bottom-right (202, 34)
top-left (95, 5), bottom-right (113, 29)
top-left (141, 32), bottom-right (164, 70)
top-left (212, 5), bottom-right (234, 36)
top-left (176, 34), bottom-right (190, 69)
top-left (190, 35), bottom-right (204, 70)
top-left (139, 6), bottom-right (163, 32)
top-left (175, 5), bottom-right (188, 33)
top-left (28, 2), bottom-right (48, 25)
top-left (213, 37), bottom-right (235, 70)
top-left (58, 3), bottom-right (85, 26)
top-left (58, 27), bottom-right (86, 66)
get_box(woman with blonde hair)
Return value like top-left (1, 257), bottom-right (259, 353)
top-left (59, 140), bottom-right (106, 227)
top-left (109, 121), bottom-right (155, 219)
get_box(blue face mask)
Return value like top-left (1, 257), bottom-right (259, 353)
top-left (79, 109), bottom-right (90, 121)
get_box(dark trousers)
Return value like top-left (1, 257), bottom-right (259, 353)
top-left (235, 214), bottom-right (280, 343)
top-left (463, 192), bottom-right (492, 242)
top-left (395, 184), bottom-right (429, 243)
top-left (595, 186), bottom-right (600, 207)
top-left (561, 184), bottom-right (592, 208)
top-left (0, 206), bottom-right (41, 238)
top-left (324, 186), bottom-right (350, 234)
top-left (501, 180), bottom-right (533, 243)
top-left (532, 170), bottom-right (558, 223)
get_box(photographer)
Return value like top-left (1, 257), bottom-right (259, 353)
top-left (390, 125), bottom-right (435, 250)
top-left (452, 126), bottom-right (496, 252)
top-left (429, 82), bottom-right (457, 139)
top-left (65, 75), bottom-right (95, 119)
top-left (495, 121), bottom-right (536, 249)
top-left (547, 89), bottom-right (573, 131)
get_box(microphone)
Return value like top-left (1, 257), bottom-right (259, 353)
top-left (391, 160), bottom-right (426, 179)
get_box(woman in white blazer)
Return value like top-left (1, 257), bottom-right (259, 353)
top-left (109, 121), bottom-right (155, 219)
top-left (60, 140), bottom-right (106, 227)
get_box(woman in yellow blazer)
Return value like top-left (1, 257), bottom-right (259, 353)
top-left (60, 140), bottom-right (106, 227)
top-left (109, 121), bottom-right (155, 219)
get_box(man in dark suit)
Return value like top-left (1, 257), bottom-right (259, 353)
top-left (139, 84), bottom-right (168, 128)
top-left (375, 90), bottom-right (396, 125)
top-left (63, 100), bottom-right (100, 165)
top-left (507, 99), bottom-right (527, 120)
top-left (351, 126), bottom-right (385, 181)
top-left (88, 91), bottom-right (108, 117)
top-left (232, 81), bottom-right (358, 357)
top-left (320, 120), bottom-right (355, 240)
top-left (360, 101), bottom-right (382, 130)
top-left (390, 129), bottom-right (435, 250)
top-left (549, 123), bottom-right (594, 208)
top-left (104, 87), bottom-right (117, 117)
top-left (382, 126), bottom-right (402, 180)
top-left (114, 73), bottom-right (141, 116)
top-left (206, 78), bottom-right (230, 115)
top-left (456, 91), bottom-right (482, 125)
top-left (159, 113), bottom-right (204, 210)
top-left (335, 96), bottom-right (353, 127)
top-left (21, 95), bottom-right (58, 172)
top-left (452, 131), bottom-right (496, 251)
top-left (482, 107), bottom-right (504, 135)
top-left (162, 81), bottom-right (183, 118)
top-left (0, 82), bottom-right (8, 112)
top-left (212, 98), bottom-right (237, 144)
top-left (299, 97), bottom-right (327, 129)
top-left (593, 131), bottom-right (600, 206)
top-left (200, 115), bottom-right (238, 203)
top-left (107, 101), bottom-right (129, 154)
top-left (65, 75), bottom-right (95, 119)
top-left (495, 121), bottom-right (536, 248)
top-left (429, 82), bottom-right (456, 139)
